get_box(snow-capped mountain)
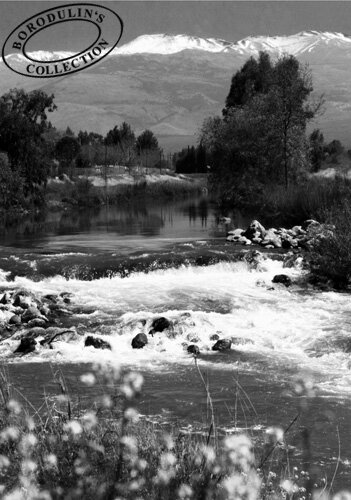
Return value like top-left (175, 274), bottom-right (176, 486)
top-left (2, 50), bottom-right (74, 63)
top-left (1, 31), bottom-right (351, 149)
top-left (112, 31), bottom-right (351, 57)
top-left (4, 30), bottom-right (351, 60)
top-left (113, 34), bottom-right (232, 55)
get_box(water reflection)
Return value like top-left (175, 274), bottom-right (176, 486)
top-left (0, 196), bottom-right (221, 250)
top-left (184, 198), bottom-right (208, 227)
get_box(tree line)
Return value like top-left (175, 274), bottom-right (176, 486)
top-left (0, 88), bottom-right (162, 211)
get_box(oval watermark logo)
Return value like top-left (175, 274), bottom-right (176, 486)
top-left (2, 3), bottom-right (123, 78)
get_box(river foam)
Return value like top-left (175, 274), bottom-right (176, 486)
top-left (1, 258), bottom-right (351, 396)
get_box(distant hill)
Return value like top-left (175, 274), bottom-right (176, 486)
top-left (1, 31), bottom-right (351, 151)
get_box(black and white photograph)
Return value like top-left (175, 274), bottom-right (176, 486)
top-left (0, 0), bottom-right (350, 497)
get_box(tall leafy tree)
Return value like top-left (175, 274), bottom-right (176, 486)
top-left (202, 52), bottom-right (322, 201)
top-left (223, 51), bottom-right (273, 114)
top-left (309, 129), bottom-right (325, 172)
top-left (104, 122), bottom-right (136, 168)
top-left (136, 130), bottom-right (159, 151)
top-left (0, 88), bottom-right (56, 198)
top-left (55, 136), bottom-right (81, 173)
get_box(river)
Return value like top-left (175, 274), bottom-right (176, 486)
top-left (0, 196), bottom-right (351, 491)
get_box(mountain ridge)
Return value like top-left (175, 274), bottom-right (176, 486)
top-left (1, 31), bottom-right (351, 149)
top-left (3, 31), bottom-right (351, 61)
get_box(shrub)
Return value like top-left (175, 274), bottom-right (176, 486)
top-left (0, 152), bottom-right (25, 211)
top-left (310, 199), bottom-right (351, 289)
top-left (227, 176), bottom-right (351, 227)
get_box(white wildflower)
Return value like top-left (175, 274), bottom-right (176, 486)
top-left (223, 470), bottom-right (261, 500)
top-left (333, 492), bottom-right (351, 500)
top-left (100, 395), bottom-right (112, 408)
top-left (124, 407), bottom-right (140, 423)
top-left (281, 479), bottom-right (298, 494)
top-left (136, 458), bottom-right (147, 471)
top-left (178, 484), bottom-right (193, 499)
top-left (19, 434), bottom-right (37, 454)
top-left (129, 479), bottom-right (144, 491)
top-left (266, 426), bottom-right (284, 444)
top-left (81, 411), bottom-right (97, 430)
top-left (224, 434), bottom-right (254, 469)
top-left (155, 469), bottom-right (175, 485)
top-left (7, 400), bottom-right (22, 415)
top-left (200, 445), bottom-right (216, 466)
top-left (0, 426), bottom-right (19, 442)
top-left (80, 373), bottom-right (96, 386)
top-left (25, 417), bottom-right (35, 432)
top-left (160, 452), bottom-right (177, 469)
top-left (44, 454), bottom-right (57, 468)
top-left (21, 459), bottom-right (37, 474)
top-left (64, 420), bottom-right (82, 436)
top-left (162, 433), bottom-right (174, 450)
top-left (121, 372), bottom-right (144, 399)
top-left (0, 455), bottom-right (10, 469)
top-left (121, 436), bottom-right (138, 456)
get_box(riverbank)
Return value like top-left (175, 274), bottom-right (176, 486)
top-left (45, 172), bottom-right (207, 210)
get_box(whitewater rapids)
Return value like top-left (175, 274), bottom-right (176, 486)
top-left (0, 258), bottom-right (351, 398)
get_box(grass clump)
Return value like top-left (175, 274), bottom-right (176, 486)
top-left (259, 177), bottom-right (351, 226)
top-left (45, 176), bottom-right (206, 209)
top-left (0, 365), bottom-right (262, 500)
top-left (0, 364), bottom-right (345, 500)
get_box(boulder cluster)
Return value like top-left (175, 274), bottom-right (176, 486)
top-left (0, 289), bottom-right (105, 355)
top-left (131, 315), bottom-right (238, 356)
top-left (227, 219), bottom-right (332, 249)
top-left (131, 317), bottom-right (171, 349)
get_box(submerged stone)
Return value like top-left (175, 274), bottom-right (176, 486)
top-left (187, 344), bottom-right (200, 356)
top-left (209, 333), bottom-right (220, 341)
top-left (9, 315), bottom-right (21, 326)
top-left (272, 274), bottom-right (292, 287)
top-left (152, 317), bottom-right (170, 332)
top-left (22, 306), bottom-right (43, 323)
top-left (0, 292), bottom-right (11, 305)
top-left (14, 338), bottom-right (37, 355)
top-left (84, 335), bottom-right (111, 350)
top-left (212, 339), bottom-right (232, 351)
top-left (27, 318), bottom-right (47, 328)
top-left (132, 333), bottom-right (148, 349)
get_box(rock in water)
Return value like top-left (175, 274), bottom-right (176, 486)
top-left (187, 344), bottom-right (200, 356)
top-left (244, 250), bottom-right (264, 269)
top-left (0, 292), bottom-right (11, 305)
top-left (152, 317), bottom-right (170, 332)
top-left (210, 333), bottom-right (220, 341)
top-left (261, 228), bottom-right (282, 248)
top-left (9, 315), bottom-right (21, 326)
top-left (243, 220), bottom-right (266, 240)
top-left (212, 339), bottom-right (232, 351)
top-left (272, 274), bottom-right (292, 287)
top-left (84, 336), bottom-right (111, 350)
top-left (22, 306), bottom-right (42, 322)
top-left (132, 333), bottom-right (148, 349)
top-left (13, 289), bottom-right (37, 309)
top-left (27, 318), bottom-right (47, 328)
top-left (14, 338), bottom-right (37, 355)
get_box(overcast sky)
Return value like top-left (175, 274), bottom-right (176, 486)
top-left (1, 1), bottom-right (351, 52)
